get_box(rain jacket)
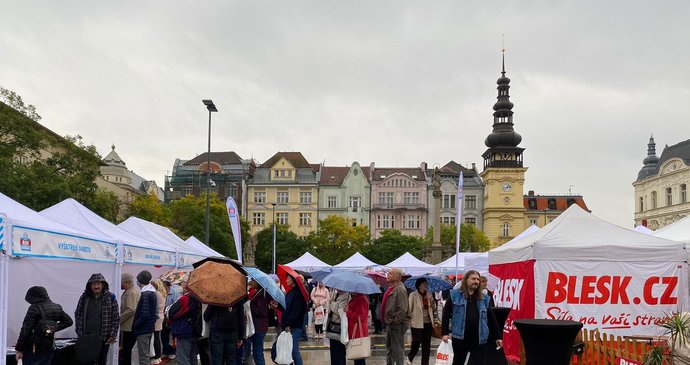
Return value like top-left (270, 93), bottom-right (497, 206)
top-left (16, 286), bottom-right (73, 354)
top-left (74, 273), bottom-right (120, 341)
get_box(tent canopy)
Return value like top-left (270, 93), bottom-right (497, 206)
top-left (119, 216), bottom-right (195, 254)
top-left (490, 204), bottom-right (686, 265)
top-left (185, 236), bottom-right (224, 257)
top-left (653, 215), bottom-right (690, 242)
top-left (334, 252), bottom-right (380, 270)
top-left (634, 225), bottom-right (654, 235)
top-left (436, 252), bottom-right (484, 270)
top-left (386, 252), bottom-right (435, 276)
top-left (285, 252), bottom-right (331, 272)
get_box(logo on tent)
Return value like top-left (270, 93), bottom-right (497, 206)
top-left (20, 233), bottom-right (32, 251)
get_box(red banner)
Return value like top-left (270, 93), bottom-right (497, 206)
top-left (490, 260), bottom-right (535, 362)
top-left (616, 357), bottom-right (642, 365)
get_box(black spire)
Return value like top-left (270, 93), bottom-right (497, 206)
top-left (637, 134), bottom-right (660, 181)
top-left (482, 52), bottom-right (525, 170)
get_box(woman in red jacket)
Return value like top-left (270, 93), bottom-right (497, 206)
top-left (346, 293), bottom-right (370, 365)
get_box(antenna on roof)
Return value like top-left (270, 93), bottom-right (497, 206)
top-left (569, 185), bottom-right (574, 195)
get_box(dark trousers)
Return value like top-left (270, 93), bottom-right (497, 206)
top-left (152, 330), bottom-right (162, 359)
top-left (329, 338), bottom-right (346, 365)
top-left (315, 324), bottom-right (323, 334)
top-left (199, 337), bottom-right (211, 365)
top-left (371, 308), bottom-right (382, 333)
top-left (23, 351), bottom-right (53, 365)
top-left (97, 343), bottom-right (110, 365)
top-left (161, 327), bottom-right (175, 355)
top-left (408, 323), bottom-right (433, 365)
top-left (451, 339), bottom-right (487, 365)
top-left (119, 331), bottom-right (136, 365)
top-left (210, 330), bottom-right (238, 365)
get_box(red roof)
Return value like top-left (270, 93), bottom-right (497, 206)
top-left (523, 195), bottom-right (589, 212)
top-left (260, 152), bottom-right (312, 169)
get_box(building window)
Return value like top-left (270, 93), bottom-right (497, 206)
top-left (404, 215), bottom-right (420, 229)
top-left (528, 198), bottom-right (537, 210)
top-left (277, 191), bottom-right (289, 203)
top-left (681, 184), bottom-right (687, 203)
top-left (378, 192), bottom-right (393, 208)
top-left (442, 194), bottom-right (456, 209)
top-left (465, 217), bottom-right (476, 226)
top-left (276, 213), bottom-right (288, 225)
top-left (327, 196), bottom-right (337, 208)
top-left (299, 192), bottom-right (312, 204)
top-left (377, 214), bottom-right (394, 229)
top-left (548, 198), bottom-right (557, 210)
top-left (666, 187), bottom-right (673, 206)
top-left (227, 186), bottom-right (237, 198)
top-left (502, 222), bottom-right (510, 237)
top-left (639, 197), bottom-right (644, 212)
top-left (253, 192), bottom-right (266, 203)
top-left (350, 196), bottom-right (361, 211)
top-left (252, 213), bottom-right (265, 226)
top-left (299, 213), bottom-right (312, 226)
top-left (403, 192), bottom-right (419, 205)
top-left (274, 170), bottom-right (279, 177)
top-left (652, 191), bottom-right (657, 209)
top-left (441, 216), bottom-right (456, 225)
top-left (466, 195), bottom-right (476, 209)
top-left (184, 187), bottom-right (193, 196)
top-left (529, 217), bottom-right (537, 226)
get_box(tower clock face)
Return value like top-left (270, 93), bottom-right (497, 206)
top-left (503, 196), bottom-right (510, 204)
top-left (502, 182), bottom-right (512, 192)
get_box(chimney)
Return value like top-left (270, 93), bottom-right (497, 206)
top-left (528, 190), bottom-right (535, 196)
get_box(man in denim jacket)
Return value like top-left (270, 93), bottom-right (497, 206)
top-left (441, 270), bottom-right (502, 365)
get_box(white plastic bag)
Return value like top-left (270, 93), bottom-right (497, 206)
top-left (275, 331), bottom-right (294, 365)
top-left (244, 300), bottom-right (255, 338)
top-left (434, 340), bottom-right (454, 365)
top-left (314, 306), bottom-right (325, 325)
top-left (339, 308), bottom-right (349, 345)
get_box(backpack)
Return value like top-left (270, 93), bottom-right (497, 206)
top-left (35, 304), bottom-right (58, 338)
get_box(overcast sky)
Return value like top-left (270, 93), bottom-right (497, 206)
top-left (2, 1), bottom-right (689, 228)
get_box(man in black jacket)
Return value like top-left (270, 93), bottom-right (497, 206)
top-left (75, 273), bottom-right (120, 365)
top-left (133, 270), bottom-right (158, 365)
top-left (204, 300), bottom-right (245, 365)
top-left (16, 286), bottom-right (73, 365)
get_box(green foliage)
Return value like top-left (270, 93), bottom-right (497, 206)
top-left (0, 87), bottom-right (41, 121)
top-left (425, 224), bottom-right (491, 256)
top-left (363, 229), bottom-right (425, 265)
top-left (129, 193), bottom-right (170, 226)
top-left (306, 215), bottom-right (371, 265)
top-left (86, 189), bottom-right (121, 223)
top-left (254, 224), bottom-right (308, 273)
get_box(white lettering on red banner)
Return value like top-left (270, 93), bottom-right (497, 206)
top-left (616, 357), bottom-right (642, 365)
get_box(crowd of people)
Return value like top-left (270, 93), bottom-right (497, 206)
top-left (14, 267), bottom-right (503, 365)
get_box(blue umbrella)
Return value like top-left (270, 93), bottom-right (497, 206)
top-left (321, 271), bottom-right (380, 294)
top-left (243, 267), bottom-right (286, 308)
top-left (405, 276), bottom-right (453, 293)
top-left (309, 267), bottom-right (335, 282)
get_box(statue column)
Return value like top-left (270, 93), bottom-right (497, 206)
top-left (430, 168), bottom-right (444, 264)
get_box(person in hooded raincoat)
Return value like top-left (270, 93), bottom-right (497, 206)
top-left (75, 273), bottom-right (120, 365)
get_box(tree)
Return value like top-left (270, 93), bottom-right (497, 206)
top-left (425, 224), bottom-right (491, 256)
top-left (364, 229), bottom-right (425, 265)
top-left (0, 86), bottom-right (41, 121)
top-left (86, 189), bottom-right (121, 223)
top-left (254, 224), bottom-right (308, 273)
top-left (306, 215), bottom-right (371, 265)
top-left (129, 193), bottom-right (170, 226)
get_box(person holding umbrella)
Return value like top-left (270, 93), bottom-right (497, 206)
top-left (407, 278), bottom-right (438, 365)
top-left (246, 279), bottom-right (269, 365)
top-left (279, 267), bottom-right (308, 365)
top-left (326, 289), bottom-right (351, 365)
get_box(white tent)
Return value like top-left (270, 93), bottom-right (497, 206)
top-left (119, 217), bottom-right (220, 267)
top-left (0, 193), bottom-right (120, 363)
top-left (285, 252), bottom-right (331, 272)
top-left (386, 252), bottom-right (436, 276)
top-left (185, 236), bottom-right (225, 257)
top-left (634, 225), bottom-right (654, 235)
top-left (461, 225), bottom-right (541, 275)
top-left (334, 252), bottom-right (380, 270)
top-left (653, 215), bottom-right (690, 242)
top-left (488, 204), bottom-right (688, 360)
top-left (435, 252), bottom-right (484, 275)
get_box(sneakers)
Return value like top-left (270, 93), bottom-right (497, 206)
top-left (406, 358), bottom-right (412, 365)
top-left (167, 355), bottom-right (176, 360)
top-left (151, 359), bottom-right (161, 365)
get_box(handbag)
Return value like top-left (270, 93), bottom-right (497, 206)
top-left (432, 321), bottom-right (443, 339)
top-left (346, 319), bottom-right (371, 360)
top-left (74, 333), bottom-right (102, 364)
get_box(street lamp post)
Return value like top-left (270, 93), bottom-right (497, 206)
top-left (271, 203), bottom-right (277, 274)
top-left (542, 208), bottom-right (549, 227)
top-left (202, 99), bottom-right (218, 246)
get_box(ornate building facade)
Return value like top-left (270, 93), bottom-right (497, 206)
top-left (426, 161), bottom-right (485, 231)
top-left (633, 137), bottom-right (690, 229)
top-left (317, 162), bottom-right (371, 226)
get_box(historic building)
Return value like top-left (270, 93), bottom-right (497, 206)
top-left (426, 161), bottom-right (485, 230)
top-left (523, 190), bottom-right (589, 227)
top-left (99, 145), bottom-right (164, 203)
top-left (480, 57), bottom-right (528, 246)
top-left (246, 152), bottom-right (320, 237)
top-left (633, 136), bottom-right (690, 229)
top-left (163, 151), bottom-right (254, 214)
top-left (317, 162), bottom-right (371, 226)
top-left (369, 163), bottom-right (428, 239)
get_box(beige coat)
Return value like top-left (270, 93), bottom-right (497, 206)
top-left (384, 282), bottom-right (410, 325)
top-left (154, 291), bottom-right (165, 331)
top-left (120, 286), bottom-right (140, 331)
top-left (408, 291), bottom-right (437, 329)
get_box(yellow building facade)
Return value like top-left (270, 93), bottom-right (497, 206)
top-left (246, 152), bottom-right (319, 237)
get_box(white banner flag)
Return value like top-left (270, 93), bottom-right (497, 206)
top-left (226, 197), bottom-right (243, 263)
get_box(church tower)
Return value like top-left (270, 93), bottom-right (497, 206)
top-left (480, 53), bottom-right (528, 246)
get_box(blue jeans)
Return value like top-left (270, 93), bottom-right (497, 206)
top-left (176, 337), bottom-right (199, 365)
top-left (210, 330), bottom-right (238, 365)
top-left (248, 332), bottom-right (266, 365)
top-left (290, 328), bottom-right (304, 365)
